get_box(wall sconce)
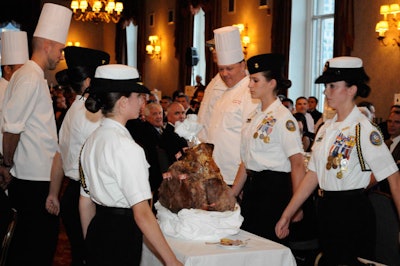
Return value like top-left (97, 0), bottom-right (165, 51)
top-left (233, 23), bottom-right (251, 57)
top-left (376, 4), bottom-right (400, 46)
top-left (67, 41), bottom-right (81, 46)
top-left (146, 35), bottom-right (161, 59)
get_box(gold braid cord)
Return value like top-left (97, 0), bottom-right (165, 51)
top-left (355, 123), bottom-right (371, 172)
top-left (79, 144), bottom-right (90, 195)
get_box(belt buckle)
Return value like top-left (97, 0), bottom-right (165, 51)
top-left (318, 189), bottom-right (324, 197)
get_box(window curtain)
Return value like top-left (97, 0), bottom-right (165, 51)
top-left (174, 0), bottom-right (195, 92)
top-left (174, 0), bottom-right (221, 91)
top-left (271, 0), bottom-right (292, 96)
top-left (333, 0), bottom-right (354, 56)
top-left (202, 1), bottom-right (221, 84)
top-left (115, 0), bottom-right (146, 76)
top-left (0, 0), bottom-right (42, 55)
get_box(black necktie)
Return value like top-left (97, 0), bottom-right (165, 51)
top-left (385, 139), bottom-right (393, 150)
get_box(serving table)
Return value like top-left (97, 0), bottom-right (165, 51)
top-left (140, 229), bottom-right (296, 266)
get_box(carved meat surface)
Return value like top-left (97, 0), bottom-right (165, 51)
top-left (158, 143), bottom-right (236, 213)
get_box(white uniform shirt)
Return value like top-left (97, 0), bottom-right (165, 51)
top-left (197, 73), bottom-right (227, 142)
top-left (0, 77), bottom-right (9, 153)
top-left (3, 60), bottom-right (59, 181)
top-left (80, 118), bottom-right (152, 208)
top-left (59, 95), bottom-right (102, 181)
top-left (241, 99), bottom-right (303, 172)
top-left (309, 106), bottom-right (397, 191)
top-left (304, 112), bottom-right (315, 133)
top-left (207, 76), bottom-right (259, 184)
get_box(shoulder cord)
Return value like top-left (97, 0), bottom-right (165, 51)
top-left (79, 143), bottom-right (90, 195)
top-left (355, 123), bottom-right (371, 172)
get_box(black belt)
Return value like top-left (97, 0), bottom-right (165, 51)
top-left (318, 188), bottom-right (365, 198)
top-left (96, 204), bottom-right (133, 217)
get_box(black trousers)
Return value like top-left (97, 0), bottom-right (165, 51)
top-left (317, 189), bottom-right (376, 266)
top-left (60, 178), bottom-right (86, 266)
top-left (6, 177), bottom-right (59, 266)
top-left (85, 205), bottom-right (143, 266)
top-left (241, 169), bottom-right (291, 244)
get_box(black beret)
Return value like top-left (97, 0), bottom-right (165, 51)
top-left (247, 53), bottom-right (285, 76)
top-left (64, 46), bottom-right (110, 78)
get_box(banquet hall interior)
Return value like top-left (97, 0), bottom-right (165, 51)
top-left (1, 0), bottom-right (400, 265)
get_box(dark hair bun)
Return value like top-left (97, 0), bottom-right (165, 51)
top-left (85, 94), bottom-right (103, 113)
top-left (279, 79), bottom-right (292, 90)
top-left (356, 83), bottom-right (371, 98)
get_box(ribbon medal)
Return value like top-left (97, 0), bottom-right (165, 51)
top-left (326, 131), bottom-right (356, 179)
top-left (253, 114), bottom-right (276, 143)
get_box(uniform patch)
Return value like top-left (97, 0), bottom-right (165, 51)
top-left (369, 131), bottom-right (382, 146)
top-left (286, 120), bottom-right (296, 132)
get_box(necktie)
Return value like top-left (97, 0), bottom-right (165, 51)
top-left (385, 139), bottom-right (393, 150)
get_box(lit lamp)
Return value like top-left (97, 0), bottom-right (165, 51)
top-left (67, 41), bottom-right (81, 46)
top-left (376, 3), bottom-right (400, 46)
top-left (70, 0), bottom-right (123, 23)
top-left (146, 35), bottom-right (161, 59)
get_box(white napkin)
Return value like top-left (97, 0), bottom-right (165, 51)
top-left (155, 201), bottom-right (244, 241)
top-left (175, 114), bottom-right (203, 146)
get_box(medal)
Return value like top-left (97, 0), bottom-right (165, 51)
top-left (263, 135), bottom-right (270, 143)
top-left (326, 162), bottom-right (332, 170)
top-left (253, 132), bottom-right (258, 139)
top-left (259, 133), bottom-right (264, 139)
top-left (336, 171), bottom-right (343, 179)
top-left (340, 159), bottom-right (348, 171)
top-left (333, 156), bottom-right (340, 167)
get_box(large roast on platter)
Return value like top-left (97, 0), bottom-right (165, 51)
top-left (158, 142), bottom-right (237, 213)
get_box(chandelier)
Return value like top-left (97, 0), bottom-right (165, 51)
top-left (70, 0), bottom-right (124, 23)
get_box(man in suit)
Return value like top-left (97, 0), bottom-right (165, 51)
top-left (126, 103), bottom-right (165, 211)
top-left (386, 110), bottom-right (400, 167)
top-left (160, 102), bottom-right (188, 166)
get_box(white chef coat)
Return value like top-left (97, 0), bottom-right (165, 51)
top-left (3, 60), bottom-right (59, 181)
top-left (207, 76), bottom-right (259, 184)
top-left (197, 73), bottom-right (228, 143)
top-left (0, 77), bottom-right (9, 153)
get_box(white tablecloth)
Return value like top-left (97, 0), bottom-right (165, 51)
top-left (140, 230), bottom-right (296, 266)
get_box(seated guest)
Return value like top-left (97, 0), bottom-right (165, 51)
top-left (293, 112), bottom-right (313, 152)
top-left (160, 95), bottom-right (173, 124)
top-left (176, 93), bottom-right (196, 115)
top-left (307, 96), bottom-right (322, 124)
top-left (126, 102), bottom-right (165, 211)
top-left (295, 96), bottom-right (314, 133)
top-left (160, 102), bottom-right (188, 166)
top-left (282, 97), bottom-right (294, 113)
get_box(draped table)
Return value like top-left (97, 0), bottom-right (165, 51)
top-left (140, 229), bottom-right (296, 266)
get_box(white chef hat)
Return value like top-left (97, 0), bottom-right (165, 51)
top-left (214, 26), bottom-right (244, 65)
top-left (1, 31), bottom-right (29, 66)
top-left (33, 3), bottom-right (72, 45)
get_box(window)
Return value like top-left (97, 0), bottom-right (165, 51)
top-left (125, 21), bottom-right (138, 67)
top-left (192, 7), bottom-right (205, 86)
top-left (288, 0), bottom-right (334, 112)
top-left (310, 0), bottom-right (335, 110)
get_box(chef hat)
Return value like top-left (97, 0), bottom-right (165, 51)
top-left (33, 3), bottom-right (72, 45)
top-left (90, 64), bottom-right (150, 94)
top-left (1, 31), bottom-right (29, 66)
top-left (214, 26), bottom-right (244, 65)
